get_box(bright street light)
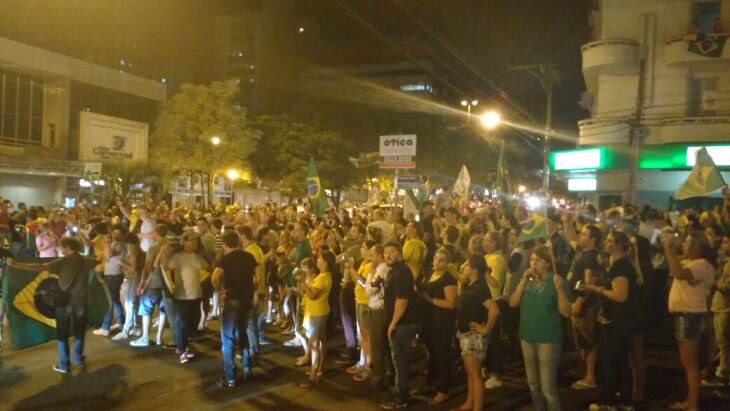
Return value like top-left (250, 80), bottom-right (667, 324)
top-left (479, 111), bottom-right (502, 129)
top-left (471, 99), bottom-right (478, 106)
top-left (460, 100), bottom-right (468, 107)
top-left (226, 169), bottom-right (239, 180)
top-left (518, 185), bottom-right (526, 193)
top-left (211, 136), bottom-right (221, 145)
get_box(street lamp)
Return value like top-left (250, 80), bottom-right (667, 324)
top-left (226, 169), bottom-right (238, 205)
top-left (479, 111), bottom-right (502, 129)
top-left (460, 99), bottom-right (478, 125)
top-left (518, 185), bottom-right (526, 194)
top-left (211, 136), bottom-right (221, 145)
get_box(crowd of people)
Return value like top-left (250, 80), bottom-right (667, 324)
top-left (1, 189), bottom-right (730, 411)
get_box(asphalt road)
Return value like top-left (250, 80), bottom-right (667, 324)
top-left (1, 319), bottom-right (730, 411)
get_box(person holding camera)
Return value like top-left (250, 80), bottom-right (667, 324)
top-left (366, 243), bottom-right (391, 391)
top-left (583, 231), bottom-right (639, 411)
top-left (661, 230), bottom-right (717, 411)
top-left (509, 245), bottom-right (571, 411)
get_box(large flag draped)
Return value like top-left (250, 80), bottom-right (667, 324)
top-left (306, 157), bottom-right (328, 218)
top-left (517, 204), bottom-right (548, 243)
top-left (1, 260), bottom-right (110, 349)
top-left (453, 165), bottom-right (471, 199)
top-left (687, 37), bottom-right (726, 58)
top-left (675, 147), bottom-right (727, 200)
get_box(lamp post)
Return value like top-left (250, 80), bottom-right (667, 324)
top-left (479, 111), bottom-right (506, 194)
top-left (461, 99), bottom-right (479, 125)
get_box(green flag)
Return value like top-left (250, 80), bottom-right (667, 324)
top-left (517, 205), bottom-right (548, 243)
top-left (306, 157), bottom-right (328, 218)
top-left (1, 260), bottom-right (110, 349)
top-left (688, 37), bottom-right (726, 58)
top-left (675, 147), bottom-right (727, 200)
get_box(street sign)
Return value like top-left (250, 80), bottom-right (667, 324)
top-left (84, 162), bottom-right (102, 178)
top-left (379, 134), bottom-right (416, 169)
top-left (396, 175), bottom-right (421, 190)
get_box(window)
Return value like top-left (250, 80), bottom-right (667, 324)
top-left (689, 76), bottom-right (718, 115)
top-left (0, 69), bottom-right (45, 146)
top-left (693, 1), bottom-right (721, 34)
top-left (399, 83), bottom-right (434, 93)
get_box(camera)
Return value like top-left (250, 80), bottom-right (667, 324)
top-left (370, 277), bottom-right (385, 288)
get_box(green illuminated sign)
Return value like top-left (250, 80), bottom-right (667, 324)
top-left (639, 144), bottom-right (730, 169)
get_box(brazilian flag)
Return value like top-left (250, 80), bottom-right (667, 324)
top-left (517, 205), bottom-right (548, 243)
top-left (306, 157), bottom-right (328, 218)
top-left (688, 37), bottom-right (726, 58)
top-left (1, 259), bottom-right (110, 349)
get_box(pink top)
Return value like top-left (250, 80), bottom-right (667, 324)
top-left (36, 233), bottom-right (58, 258)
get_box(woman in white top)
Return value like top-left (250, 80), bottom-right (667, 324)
top-left (365, 243), bottom-right (391, 390)
top-left (661, 230), bottom-right (717, 411)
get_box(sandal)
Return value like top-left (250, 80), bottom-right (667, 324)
top-left (299, 378), bottom-right (319, 388)
top-left (668, 402), bottom-right (686, 410)
top-left (571, 380), bottom-right (597, 390)
top-left (429, 393), bottom-right (449, 406)
top-left (295, 357), bottom-right (310, 367)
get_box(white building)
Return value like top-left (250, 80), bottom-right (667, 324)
top-left (0, 37), bottom-right (165, 206)
top-left (552, 0), bottom-right (730, 209)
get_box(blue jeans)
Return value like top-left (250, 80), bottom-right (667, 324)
top-left (174, 299), bottom-right (201, 353)
top-left (56, 300), bottom-right (87, 369)
top-left (246, 296), bottom-right (263, 355)
top-left (390, 323), bottom-right (419, 400)
top-left (221, 299), bottom-right (252, 381)
top-left (101, 274), bottom-right (124, 330)
top-left (521, 340), bottom-right (562, 411)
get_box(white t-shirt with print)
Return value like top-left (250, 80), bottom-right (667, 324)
top-left (668, 258), bottom-right (716, 313)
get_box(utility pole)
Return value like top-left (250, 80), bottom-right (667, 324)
top-left (508, 63), bottom-right (560, 194)
top-left (628, 58), bottom-right (647, 205)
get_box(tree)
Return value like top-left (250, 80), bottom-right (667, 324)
top-left (250, 115), bottom-right (361, 205)
top-left (149, 80), bottom-right (261, 207)
top-left (99, 160), bottom-right (164, 204)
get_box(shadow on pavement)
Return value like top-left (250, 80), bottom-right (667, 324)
top-left (0, 356), bottom-right (28, 401)
top-left (12, 364), bottom-right (128, 410)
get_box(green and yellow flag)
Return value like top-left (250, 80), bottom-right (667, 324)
top-left (688, 37), bottom-right (726, 58)
top-left (1, 260), bottom-right (110, 349)
top-left (306, 157), bottom-right (328, 218)
top-left (517, 204), bottom-right (548, 243)
top-left (675, 147), bottom-right (727, 200)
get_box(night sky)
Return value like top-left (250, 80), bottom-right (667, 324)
top-left (0, 0), bottom-right (592, 134)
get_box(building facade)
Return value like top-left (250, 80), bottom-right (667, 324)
top-left (0, 37), bottom-right (166, 206)
top-left (551, 0), bottom-right (730, 209)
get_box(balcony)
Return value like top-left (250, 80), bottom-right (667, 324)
top-left (577, 117), bottom-right (631, 146)
top-left (582, 39), bottom-right (640, 91)
top-left (642, 115), bottom-right (730, 145)
top-left (664, 36), bottom-right (730, 73)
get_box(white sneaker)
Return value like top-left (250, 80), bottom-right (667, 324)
top-left (283, 337), bottom-right (300, 347)
top-left (93, 328), bottom-right (110, 337)
top-left (110, 324), bottom-right (122, 332)
top-left (111, 332), bottom-right (129, 341)
top-left (130, 338), bottom-right (150, 347)
top-left (484, 376), bottom-right (503, 390)
top-left (129, 328), bottom-right (142, 337)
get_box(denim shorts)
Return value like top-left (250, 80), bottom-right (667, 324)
top-left (459, 331), bottom-right (489, 360)
top-left (138, 289), bottom-right (164, 316)
top-left (673, 312), bottom-right (708, 341)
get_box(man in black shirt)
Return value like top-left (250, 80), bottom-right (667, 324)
top-left (381, 242), bottom-right (419, 409)
top-left (7, 237), bottom-right (95, 374)
top-left (211, 231), bottom-right (257, 387)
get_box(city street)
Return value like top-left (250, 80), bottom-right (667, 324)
top-left (2, 320), bottom-right (730, 411)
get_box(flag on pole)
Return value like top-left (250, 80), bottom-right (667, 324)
top-left (306, 157), bottom-right (328, 218)
top-left (1, 260), bottom-right (110, 349)
top-left (496, 139), bottom-right (511, 194)
top-left (675, 147), bottom-right (727, 200)
top-left (453, 165), bottom-right (471, 199)
top-left (517, 204), bottom-right (548, 243)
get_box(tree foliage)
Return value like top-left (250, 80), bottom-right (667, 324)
top-left (250, 115), bottom-right (361, 201)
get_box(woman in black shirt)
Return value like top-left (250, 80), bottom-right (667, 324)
top-left (583, 230), bottom-right (639, 410)
top-left (455, 253), bottom-right (499, 411)
top-left (416, 248), bottom-right (458, 405)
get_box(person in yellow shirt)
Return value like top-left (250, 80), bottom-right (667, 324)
top-left (346, 240), bottom-right (377, 379)
top-left (403, 222), bottom-right (427, 281)
top-left (299, 250), bottom-right (334, 388)
top-left (237, 225), bottom-right (266, 357)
